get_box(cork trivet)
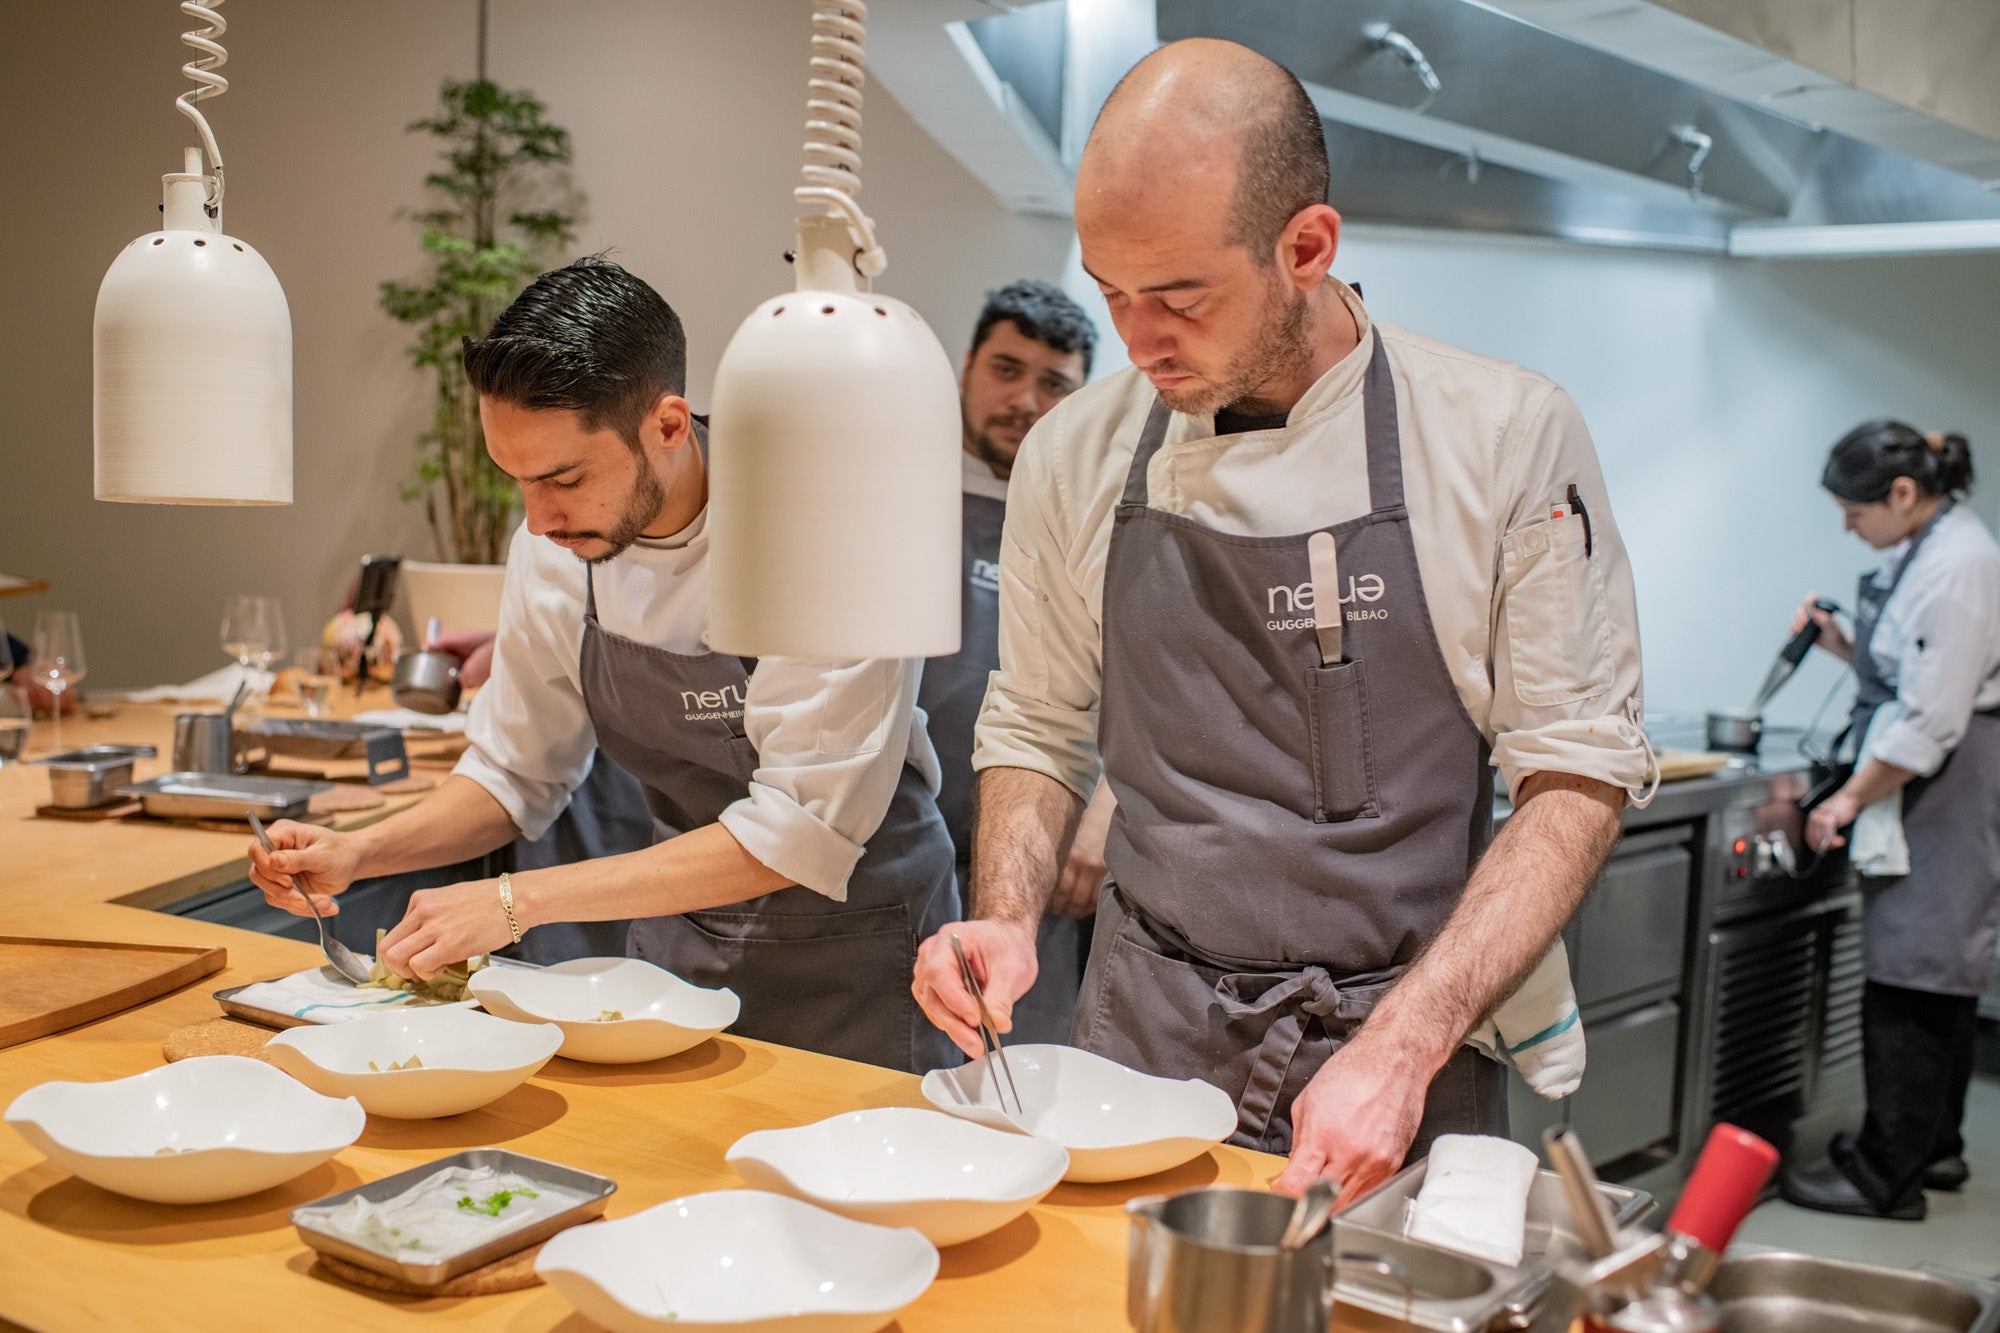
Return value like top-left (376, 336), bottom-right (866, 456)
top-left (308, 786), bottom-right (387, 815)
top-left (35, 800), bottom-right (142, 822)
top-left (163, 1017), bottom-right (278, 1064)
top-left (377, 775), bottom-right (437, 796)
top-left (314, 1220), bottom-right (600, 1297)
top-left (178, 811), bottom-right (335, 834)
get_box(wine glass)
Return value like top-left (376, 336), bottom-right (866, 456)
top-left (220, 595), bottom-right (272, 679)
top-left (0, 619), bottom-right (28, 766)
top-left (293, 646), bottom-right (337, 718)
top-left (29, 611), bottom-right (86, 755)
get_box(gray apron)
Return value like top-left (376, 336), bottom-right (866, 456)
top-left (1847, 498), bottom-right (2000, 995)
top-left (916, 487), bottom-right (1092, 1045)
top-left (1074, 330), bottom-right (1506, 1156)
top-left (579, 569), bottom-right (961, 1073)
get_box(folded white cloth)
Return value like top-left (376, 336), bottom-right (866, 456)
top-left (354, 708), bottom-right (468, 733)
top-left (1850, 710), bottom-right (1911, 877)
top-left (120, 664), bottom-right (272, 704)
top-left (228, 963), bottom-right (474, 1024)
top-left (1466, 940), bottom-right (1585, 1100)
top-left (1405, 1133), bottom-right (1539, 1267)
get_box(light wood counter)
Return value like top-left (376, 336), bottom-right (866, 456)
top-left (0, 698), bottom-right (1282, 1330)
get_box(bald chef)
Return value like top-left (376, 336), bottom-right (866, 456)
top-left (913, 39), bottom-right (1655, 1197)
top-left (251, 258), bottom-right (959, 1074)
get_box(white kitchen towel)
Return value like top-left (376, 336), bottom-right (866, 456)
top-left (1849, 710), bottom-right (1911, 878)
top-left (1405, 1133), bottom-right (1539, 1268)
top-left (354, 708), bottom-right (468, 734)
top-left (1466, 940), bottom-right (1585, 1100)
top-left (227, 963), bottom-right (474, 1024)
top-left (119, 663), bottom-right (272, 703)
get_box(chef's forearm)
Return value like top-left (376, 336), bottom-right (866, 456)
top-left (1840, 758), bottom-right (1914, 810)
top-left (970, 766), bottom-right (1085, 927)
top-left (510, 823), bottom-right (793, 928)
top-left (352, 776), bottom-right (523, 878)
top-left (1356, 770), bottom-right (1624, 1075)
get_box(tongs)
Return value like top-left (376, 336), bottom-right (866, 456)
top-left (950, 932), bottom-right (1025, 1118)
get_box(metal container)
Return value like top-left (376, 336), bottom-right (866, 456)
top-left (1704, 1250), bottom-right (1999, 1333)
top-left (240, 718), bottom-right (408, 784)
top-left (1704, 709), bottom-right (1762, 753)
top-left (117, 772), bottom-right (330, 822)
top-left (31, 745), bottom-right (158, 808)
top-left (172, 711), bottom-right (267, 774)
top-left (391, 648), bottom-right (461, 715)
top-left (291, 1149), bottom-right (616, 1288)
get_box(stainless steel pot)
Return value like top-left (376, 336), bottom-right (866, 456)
top-left (1705, 710), bottom-right (1763, 753)
top-left (171, 712), bottom-right (267, 775)
top-left (32, 745), bottom-right (157, 808)
top-left (391, 617), bottom-right (463, 715)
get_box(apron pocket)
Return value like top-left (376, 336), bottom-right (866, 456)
top-left (1304, 660), bottom-right (1379, 823)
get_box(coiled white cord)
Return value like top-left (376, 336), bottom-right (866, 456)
top-left (796, 1), bottom-right (886, 278)
top-left (176, 0), bottom-right (228, 211)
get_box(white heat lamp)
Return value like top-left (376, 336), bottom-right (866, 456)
top-left (706, 1), bottom-right (960, 658)
top-left (94, 0), bottom-right (292, 505)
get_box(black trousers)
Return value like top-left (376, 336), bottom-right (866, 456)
top-left (1841, 979), bottom-right (1981, 1206)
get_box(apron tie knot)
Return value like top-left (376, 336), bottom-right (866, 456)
top-left (1211, 963), bottom-right (1405, 1152)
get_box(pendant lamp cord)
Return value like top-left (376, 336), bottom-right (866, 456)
top-left (176, 0), bottom-right (229, 214)
top-left (796, 1), bottom-right (886, 278)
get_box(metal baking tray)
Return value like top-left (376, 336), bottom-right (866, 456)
top-left (117, 772), bottom-right (332, 821)
top-left (241, 718), bottom-right (409, 783)
top-left (292, 1149), bottom-right (616, 1288)
top-left (1330, 1158), bottom-right (1653, 1332)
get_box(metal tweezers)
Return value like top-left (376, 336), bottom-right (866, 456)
top-left (951, 932), bottom-right (1025, 1117)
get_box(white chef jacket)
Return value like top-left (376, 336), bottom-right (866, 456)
top-left (1860, 501), bottom-right (2000, 777)
top-left (457, 511), bottom-right (940, 902)
top-left (974, 280), bottom-right (1653, 804)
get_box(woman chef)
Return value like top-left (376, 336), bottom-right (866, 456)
top-left (1780, 422), bottom-right (2000, 1220)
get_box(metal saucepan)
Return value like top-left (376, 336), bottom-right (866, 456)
top-left (391, 617), bottom-right (462, 715)
top-left (1705, 709), bottom-right (1763, 754)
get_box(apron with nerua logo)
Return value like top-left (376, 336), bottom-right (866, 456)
top-left (1075, 328), bottom-right (1505, 1155)
top-left (580, 568), bottom-right (961, 1074)
top-left (1845, 497), bottom-right (2000, 994)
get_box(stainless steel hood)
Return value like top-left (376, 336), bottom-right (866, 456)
top-left (869, 0), bottom-right (2000, 256)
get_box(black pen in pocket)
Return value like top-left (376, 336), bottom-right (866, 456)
top-left (1566, 483), bottom-right (1593, 558)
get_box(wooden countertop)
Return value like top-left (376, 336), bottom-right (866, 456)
top-left (0, 696), bottom-right (1282, 1330)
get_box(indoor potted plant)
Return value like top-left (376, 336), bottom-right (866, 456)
top-left (379, 77), bottom-right (578, 634)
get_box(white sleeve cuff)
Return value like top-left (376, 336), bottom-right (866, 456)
top-left (453, 747), bottom-right (558, 841)
top-left (1492, 714), bottom-right (1655, 805)
top-left (718, 784), bottom-right (865, 903)
top-left (1867, 719), bottom-right (1948, 778)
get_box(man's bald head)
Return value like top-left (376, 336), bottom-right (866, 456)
top-left (1083, 39), bottom-right (1329, 265)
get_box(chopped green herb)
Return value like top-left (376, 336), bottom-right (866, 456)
top-left (455, 1187), bottom-right (539, 1217)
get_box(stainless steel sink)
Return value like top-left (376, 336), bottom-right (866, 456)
top-left (1710, 1251), bottom-right (1999, 1333)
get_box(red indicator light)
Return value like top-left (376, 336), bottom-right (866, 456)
top-left (1734, 839), bottom-right (1748, 855)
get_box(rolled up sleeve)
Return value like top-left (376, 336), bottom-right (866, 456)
top-left (1487, 386), bottom-right (1654, 804)
top-left (719, 656), bottom-right (922, 901)
top-left (972, 410), bottom-right (1104, 802)
top-left (454, 529), bottom-right (596, 840)
top-left (1867, 575), bottom-right (2000, 776)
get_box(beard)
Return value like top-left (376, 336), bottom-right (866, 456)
top-left (551, 461), bottom-right (669, 565)
top-left (964, 408), bottom-right (1034, 477)
top-left (1150, 275), bottom-right (1312, 418)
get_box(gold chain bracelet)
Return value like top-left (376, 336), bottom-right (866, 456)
top-left (497, 872), bottom-right (523, 944)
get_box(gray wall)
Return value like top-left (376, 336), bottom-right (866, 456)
top-left (0, 0), bottom-right (1073, 688)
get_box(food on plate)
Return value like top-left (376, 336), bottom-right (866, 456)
top-left (366, 1056), bottom-right (426, 1072)
top-left (294, 1165), bottom-right (581, 1259)
top-left (357, 929), bottom-right (487, 1004)
top-left (591, 1010), bottom-right (625, 1023)
top-left (153, 1146), bottom-right (193, 1156)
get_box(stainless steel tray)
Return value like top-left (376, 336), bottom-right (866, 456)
top-left (32, 745), bottom-right (157, 808)
top-left (117, 771), bottom-right (332, 821)
top-left (291, 1149), bottom-right (616, 1287)
top-left (1331, 1158), bottom-right (1653, 1333)
top-left (243, 718), bottom-right (398, 759)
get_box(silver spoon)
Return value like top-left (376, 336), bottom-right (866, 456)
top-left (1279, 1177), bottom-right (1339, 1250)
top-left (249, 812), bottom-right (371, 984)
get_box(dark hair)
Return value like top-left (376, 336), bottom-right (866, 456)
top-left (970, 280), bottom-right (1096, 377)
top-left (462, 255), bottom-right (686, 446)
top-left (1821, 419), bottom-right (1974, 503)
top-left (1224, 64), bottom-right (1330, 264)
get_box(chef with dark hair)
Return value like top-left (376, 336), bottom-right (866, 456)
top-left (249, 257), bottom-right (960, 1074)
top-left (1781, 422), bottom-right (2000, 1220)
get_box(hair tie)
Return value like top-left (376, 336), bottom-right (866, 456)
top-left (1924, 430), bottom-right (1946, 452)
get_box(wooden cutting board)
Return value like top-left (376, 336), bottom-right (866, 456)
top-left (1657, 748), bottom-right (1731, 782)
top-left (0, 936), bottom-right (228, 1049)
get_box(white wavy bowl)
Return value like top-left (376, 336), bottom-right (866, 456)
top-left (536, 1189), bottom-right (938, 1333)
top-left (265, 1005), bottom-right (563, 1118)
top-left (727, 1107), bottom-right (1068, 1246)
top-left (921, 1044), bottom-right (1237, 1183)
top-left (470, 956), bottom-right (739, 1063)
top-left (4, 1055), bottom-right (364, 1204)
